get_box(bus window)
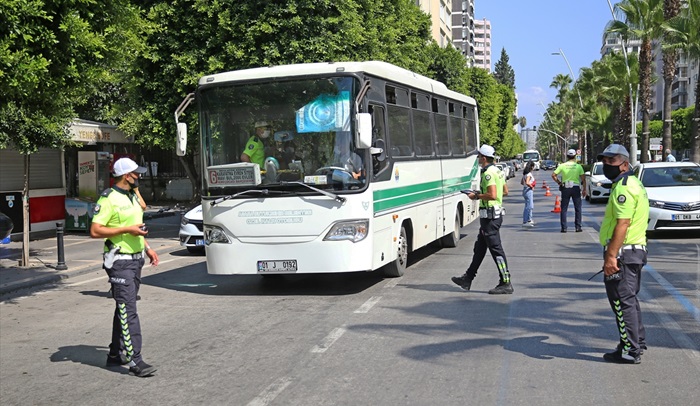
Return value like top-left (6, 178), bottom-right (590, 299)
top-left (412, 92), bottom-right (432, 157)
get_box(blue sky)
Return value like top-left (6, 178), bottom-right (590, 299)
top-left (476, 0), bottom-right (620, 129)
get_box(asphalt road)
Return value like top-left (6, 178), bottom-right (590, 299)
top-left (1, 173), bottom-right (698, 405)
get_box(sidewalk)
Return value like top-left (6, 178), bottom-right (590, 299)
top-left (0, 204), bottom-right (183, 296)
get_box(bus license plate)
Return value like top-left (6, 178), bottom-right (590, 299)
top-left (672, 214), bottom-right (700, 221)
top-left (257, 260), bottom-right (297, 273)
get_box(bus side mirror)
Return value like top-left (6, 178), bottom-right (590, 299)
top-left (356, 113), bottom-right (372, 149)
top-left (176, 122), bottom-right (187, 156)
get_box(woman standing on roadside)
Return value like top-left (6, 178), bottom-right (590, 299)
top-left (521, 161), bottom-right (536, 227)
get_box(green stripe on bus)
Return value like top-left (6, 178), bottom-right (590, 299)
top-left (373, 165), bottom-right (479, 212)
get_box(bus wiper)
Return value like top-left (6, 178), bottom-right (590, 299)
top-left (209, 189), bottom-right (270, 206)
top-left (280, 181), bottom-right (346, 203)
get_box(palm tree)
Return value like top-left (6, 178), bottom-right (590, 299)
top-left (662, 0), bottom-right (682, 161)
top-left (550, 74), bottom-right (575, 160)
top-left (608, 0), bottom-right (665, 163)
top-left (664, 0), bottom-right (700, 162)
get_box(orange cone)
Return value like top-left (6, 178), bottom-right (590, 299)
top-left (551, 195), bottom-right (561, 213)
top-left (544, 186), bottom-right (552, 197)
top-left (542, 180), bottom-right (548, 189)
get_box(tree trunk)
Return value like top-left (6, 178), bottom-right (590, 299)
top-left (662, 0), bottom-right (681, 161)
top-left (661, 49), bottom-right (676, 161)
top-left (639, 38), bottom-right (653, 163)
top-left (22, 154), bottom-right (30, 267)
top-left (691, 77), bottom-right (700, 163)
top-left (178, 155), bottom-right (201, 204)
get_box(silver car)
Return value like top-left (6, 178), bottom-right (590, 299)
top-left (179, 204), bottom-right (205, 253)
top-left (585, 162), bottom-right (612, 203)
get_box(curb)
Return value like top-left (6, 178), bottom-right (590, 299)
top-left (0, 263), bottom-right (101, 297)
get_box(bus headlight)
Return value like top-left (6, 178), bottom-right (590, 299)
top-left (204, 225), bottom-right (231, 244)
top-left (324, 220), bottom-right (369, 243)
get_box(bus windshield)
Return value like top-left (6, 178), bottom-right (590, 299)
top-left (523, 151), bottom-right (540, 161)
top-left (199, 76), bottom-right (366, 196)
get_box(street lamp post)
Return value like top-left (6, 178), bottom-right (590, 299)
top-left (537, 127), bottom-right (568, 162)
top-left (607, 0), bottom-right (640, 165)
top-left (552, 48), bottom-right (587, 164)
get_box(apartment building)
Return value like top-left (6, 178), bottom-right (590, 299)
top-left (415, 0), bottom-right (453, 47)
top-left (473, 18), bottom-right (492, 72)
top-left (450, 0), bottom-right (475, 65)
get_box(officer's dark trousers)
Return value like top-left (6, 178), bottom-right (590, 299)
top-left (465, 217), bottom-right (510, 283)
top-left (107, 258), bottom-right (144, 364)
top-left (604, 248), bottom-right (647, 357)
top-left (560, 186), bottom-right (582, 231)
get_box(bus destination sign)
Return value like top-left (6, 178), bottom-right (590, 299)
top-left (207, 163), bottom-right (261, 187)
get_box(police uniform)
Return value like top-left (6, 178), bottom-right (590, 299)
top-left (93, 186), bottom-right (147, 367)
top-left (463, 164), bottom-right (512, 292)
top-left (599, 170), bottom-right (649, 362)
top-left (553, 158), bottom-right (584, 232)
top-left (242, 135), bottom-right (265, 167)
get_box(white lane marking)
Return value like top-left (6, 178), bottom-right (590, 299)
top-left (67, 276), bottom-right (105, 287)
top-left (383, 278), bottom-right (400, 289)
top-left (310, 326), bottom-right (347, 353)
top-left (354, 296), bottom-right (381, 313)
top-left (645, 264), bottom-right (700, 323)
top-left (639, 287), bottom-right (700, 370)
top-left (246, 377), bottom-right (293, 406)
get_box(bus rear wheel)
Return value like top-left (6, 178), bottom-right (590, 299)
top-left (440, 213), bottom-right (461, 248)
top-left (383, 226), bottom-right (408, 277)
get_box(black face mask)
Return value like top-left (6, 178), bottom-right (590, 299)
top-left (127, 174), bottom-right (139, 190)
top-left (603, 163), bottom-right (623, 181)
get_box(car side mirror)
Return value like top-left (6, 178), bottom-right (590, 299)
top-left (584, 171), bottom-right (590, 176)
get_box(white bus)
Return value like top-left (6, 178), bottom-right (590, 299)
top-left (522, 149), bottom-right (541, 170)
top-left (175, 61), bottom-right (480, 277)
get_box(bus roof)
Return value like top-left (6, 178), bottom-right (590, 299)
top-left (198, 61), bottom-right (476, 105)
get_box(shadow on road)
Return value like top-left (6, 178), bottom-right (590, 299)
top-left (50, 345), bottom-right (130, 375)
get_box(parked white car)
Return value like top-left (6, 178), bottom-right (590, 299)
top-left (179, 204), bottom-right (204, 253)
top-left (495, 163), bottom-right (511, 180)
top-left (634, 162), bottom-right (700, 231)
top-left (585, 162), bottom-right (612, 203)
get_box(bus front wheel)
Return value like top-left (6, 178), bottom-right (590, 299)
top-left (384, 226), bottom-right (408, 277)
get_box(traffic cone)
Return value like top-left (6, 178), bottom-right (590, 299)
top-left (544, 186), bottom-right (552, 197)
top-left (551, 195), bottom-right (561, 213)
top-left (542, 180), bottom-right (548, 189)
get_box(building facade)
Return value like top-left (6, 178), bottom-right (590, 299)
top-left (416, 0), bottom-right (453, 47)
top-left (472, 18), bottom-right (492, 72)
top-left (450, 0), bottom-right (475, 65)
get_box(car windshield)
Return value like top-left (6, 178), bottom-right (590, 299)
top-left (640, 166), bottom-right (700, 187)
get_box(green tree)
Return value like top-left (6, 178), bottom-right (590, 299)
top-left (493, 48), bottom-right (515, 89)
top-left (0, 0), bottom-right (145, 266)
top-left (608, 0), bottom-right (665, 163)
top-left (466, 68), bottom-right (502, 146)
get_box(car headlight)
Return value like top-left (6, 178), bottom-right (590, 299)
top-left (204, 225), bottom-right (230, 244)
top-left (648, 199), bottom-right (665, 209)
top-left (595, 182), bottom-right (602, 187)
top-left (324, 220), bottom-right (369, 243)
top-left (181, 216), bottom-right (190, 226)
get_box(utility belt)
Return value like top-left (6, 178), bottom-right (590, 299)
top-left (103, 239), bottom-right (144, 268)
top-left (604, 244), bottom-right (646, 255)
top-left (110, 252), bottom-right (145, 260)
top-left (479, 206), bottom-right (504, 219)
top-left (562, 181), bottom-right (581, 188)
